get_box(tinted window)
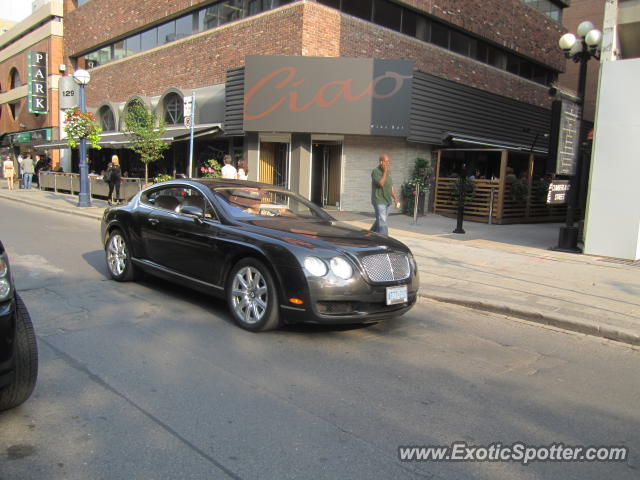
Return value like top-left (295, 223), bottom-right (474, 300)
top-left (450, 31), bottom-right (472, 56)
top-left (142, 186), bottom-right (216, 219)
top-left (431, 23), bottom-right (449, 48)
top-left (317, 0), bottom-right (340, 8)
top-left (342, 0), bottom-right (372, 21)
top-left (373, 0), bottom-right (401, 32)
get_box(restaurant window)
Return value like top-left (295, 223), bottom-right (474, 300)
top-left (373, 0), bottom-right (401, 32)
top-left (164, 93), bottom-right (184, 125)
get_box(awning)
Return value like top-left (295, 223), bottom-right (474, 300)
top-left (34, 123), bottom-right (222, 149)
top-left (442, 132), bottom-right (548, 155)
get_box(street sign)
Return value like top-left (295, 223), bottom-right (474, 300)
top-left (547, 180), bottom-right (571, 205)
top-left (183, 96), bottom-right (193, 118)
top-left (184, 115), bottom-right (192, 128)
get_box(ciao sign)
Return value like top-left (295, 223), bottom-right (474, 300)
top-left (28, 51), bottom-right (48, 114)
top-left (243, 56), bottom-right (413, 136)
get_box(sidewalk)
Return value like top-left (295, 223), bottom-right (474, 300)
top-left (2, 186), bottom-right (639, 346)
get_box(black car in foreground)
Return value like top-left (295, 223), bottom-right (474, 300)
top-left (101, 179), bottom-right (418, 331)
top-left (0, 241), bottom-right (38, 411)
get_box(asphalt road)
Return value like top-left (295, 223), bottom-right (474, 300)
top-left (0, 200), bottom-right (638, 480)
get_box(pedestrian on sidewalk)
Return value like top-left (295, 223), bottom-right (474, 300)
top-left (106, 155), bottom-right (122, 205)
top-left (221, 155), bottom-right (237, 179)
top-left (21, 153), bottom-right (35, 189)
top-left (17, 152), bottom-right (24, 189)
top-left (370, 153), bottom-right (400, 236)
top-left (2, 154), bottom-right (15, 190)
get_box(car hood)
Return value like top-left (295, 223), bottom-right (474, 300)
top-left (237, 218), bottom-right (408, 253)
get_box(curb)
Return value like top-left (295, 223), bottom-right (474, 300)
top-left (0, 192), bottom-right (104, 221)
top-left (420, 292), bottom-right (640, 347)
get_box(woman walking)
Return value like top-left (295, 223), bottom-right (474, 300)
top-left (2, 154), bottom-right (15, 190)
top-left (107, 155), bottom-right (122, 204)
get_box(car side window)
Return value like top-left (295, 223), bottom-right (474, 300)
top-left (141, 186), bottom-right (218, 220)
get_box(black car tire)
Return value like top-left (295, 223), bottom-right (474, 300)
top-left (105, 229), bottom-right (138, 282)
top-left (227, 258), bottom-right (281, 332)
top-left (0, 294), bottom-right (38, 412)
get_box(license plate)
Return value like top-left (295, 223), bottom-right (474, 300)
top-left (386, 285), bottom-right (408, 305)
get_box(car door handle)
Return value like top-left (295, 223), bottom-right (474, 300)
top-left (148, 218), bottom-right (159, 226)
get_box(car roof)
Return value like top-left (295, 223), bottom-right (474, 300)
top-left (185, 179), bottom-right (289, 191)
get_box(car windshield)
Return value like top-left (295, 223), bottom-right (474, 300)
top-left (213, 187), bottom-right (330, 220)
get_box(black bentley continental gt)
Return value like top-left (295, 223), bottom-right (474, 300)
top-left (101, 179), bottom-right (419, 331)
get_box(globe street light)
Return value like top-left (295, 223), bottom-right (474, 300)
top-left (555, 21), bottom-right (601, 252)
top-left (73, 69), bottom-right (91, 207)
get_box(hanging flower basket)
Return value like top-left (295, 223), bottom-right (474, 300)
top-left (64, 107), bottom-right (102, 149)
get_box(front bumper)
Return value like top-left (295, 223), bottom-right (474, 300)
top-left (279, 266), bottom-right (419, 325)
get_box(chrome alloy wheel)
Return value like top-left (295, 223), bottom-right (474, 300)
top-left (107, 233), bottom-right (128, 277)
top-left (231, 266), bottom-right (268, 325)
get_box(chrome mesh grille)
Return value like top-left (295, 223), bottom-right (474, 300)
top-left (360, 253), bottom-right (410, 282)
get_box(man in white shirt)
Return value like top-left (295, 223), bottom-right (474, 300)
top-left (220, 155), bottom-right (237, 179)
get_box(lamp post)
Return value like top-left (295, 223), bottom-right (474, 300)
top-left (73, 69), bottom-right (91, 207)
top-left (555, 21), bottom-right (601, 251)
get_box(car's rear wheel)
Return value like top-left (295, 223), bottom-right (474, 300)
top-left (106, 230), bottom-right (138, 282)
top-left (227, 258), bottom-right (280, 331)
top-left (0, 294), bottom-right (38, 412)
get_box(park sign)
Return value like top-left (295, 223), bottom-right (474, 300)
top-left (28, 51), bottom-right (48, 114)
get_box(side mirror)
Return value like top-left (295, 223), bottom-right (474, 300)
top-left (180, 205), bottom-right (204, 221)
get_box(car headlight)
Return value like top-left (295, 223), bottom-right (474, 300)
top-left (0, 278), bottom-right (10, 301)
top-left (0, 253), bottom-right (10, 301)
top-left (408, 252), bottom-right (417, 272)
top-left (330, 257), bottom-right (353, 280)
top-left (304, 256), bottom-right (328, 277)
top-left (0, 255), bottom-right (7, 278)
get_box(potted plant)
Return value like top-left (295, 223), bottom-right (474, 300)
top-left (401, 158), bottom-right (432, 216)
top-left (199, 159), bottom-right (222, 178)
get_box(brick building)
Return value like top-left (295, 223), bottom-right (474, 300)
top-left (61, 0), bottom-right (568, 213)
top-left (0, 1), bottom-right (64, 167)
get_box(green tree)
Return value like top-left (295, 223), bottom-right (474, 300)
top-left (124, 101), bottom-right (169, 184)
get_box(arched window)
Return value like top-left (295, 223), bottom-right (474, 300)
top-left (98, 106), bottom-right (116, 131)
top-left (9, 68), bottom-right (21, 89)
top-left (164, 93), bottom-right (183, 125)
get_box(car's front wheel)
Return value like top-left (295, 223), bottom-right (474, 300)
top-left (227, 258), bottom-right (280, 332)
top-left (0, 294), bottom-right (38, 412)
top-left (106, 229), bottom-right (138, 282)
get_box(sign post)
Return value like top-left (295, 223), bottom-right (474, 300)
top-left (185, 93), bottom-right (195, 177)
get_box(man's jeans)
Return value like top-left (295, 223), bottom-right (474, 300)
top-left (23, 173), bottom-right (33, 189)
top-left (371, 203), bottom-right (390, 236)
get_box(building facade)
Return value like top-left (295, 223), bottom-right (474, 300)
top-left (0, 0), bottom-right (64, 166)
top-left (62, 0), bottom-right (568, 212)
